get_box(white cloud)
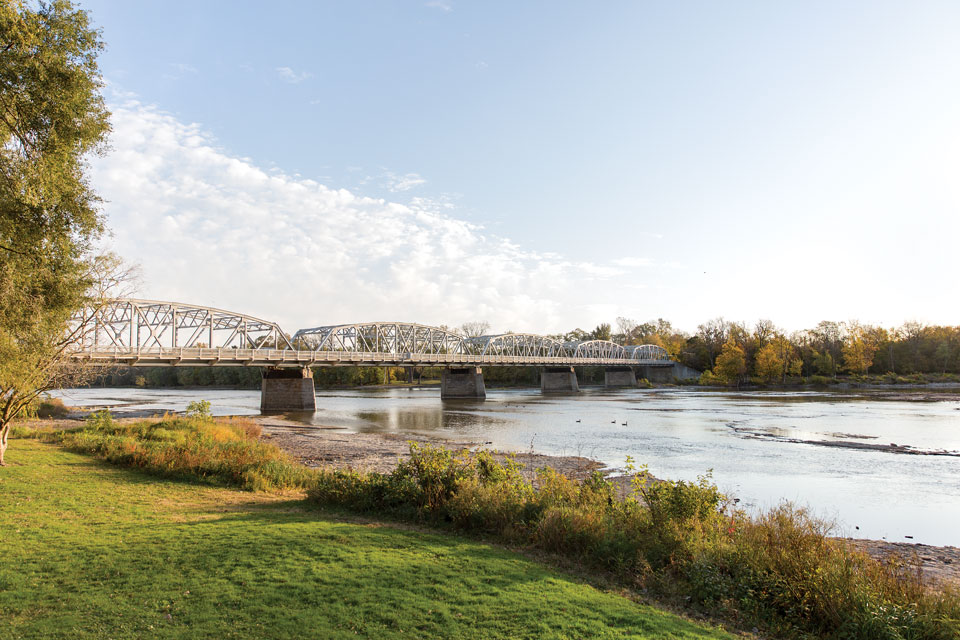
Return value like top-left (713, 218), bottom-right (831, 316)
top-left (384, 171), bottom-right (427, 192)
top-left (425, 1), bottom-right (453, 12)
top-left (161, 62), bottom-right (199, 81)
top-left (611, 257), bottom-right (652, 268)
top-left (91, 100), bottom-right (656, 334)
top-left (275, 66), bottom-right (312, 84)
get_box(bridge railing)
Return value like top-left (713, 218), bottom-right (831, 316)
top-left (70, 346), bottom-right (675, 367)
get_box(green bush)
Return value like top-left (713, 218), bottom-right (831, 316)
top-left (186, 399), bottom-right (212, 419)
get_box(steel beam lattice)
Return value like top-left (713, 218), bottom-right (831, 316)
top-left (293, 323), bottom-right (467, 355)
top-left (71, 299), bottom-right (679, 369)
top-left (75, 299), bottom-right (293, 350)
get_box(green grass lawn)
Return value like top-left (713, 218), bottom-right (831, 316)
top-left (0, 440), bottom-right (737, 639)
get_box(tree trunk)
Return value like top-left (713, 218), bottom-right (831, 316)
top-left (0, 425), bottom-right (8, 466)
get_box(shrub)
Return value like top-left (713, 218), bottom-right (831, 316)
top-left (185, 399), bottom-right (212, 419)
top-left (18, 396), bottom-right (71, 419)
top-left (36, 397), bottom-right (70, 418)
top-left (52, 414), bottom-right (311, 491)
top-left (698, 370), bottom-right (721, 385)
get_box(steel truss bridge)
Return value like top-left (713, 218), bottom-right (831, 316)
top-left (71, 299), bottom-right (673, 368)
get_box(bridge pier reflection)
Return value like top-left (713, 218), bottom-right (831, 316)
top-left (260, 368), bottom-right (317, 412)
top-left (440, 367), bottom-right (486, 400)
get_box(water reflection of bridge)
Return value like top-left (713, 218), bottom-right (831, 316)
top-left (73, 299), bottom-right (691, 410)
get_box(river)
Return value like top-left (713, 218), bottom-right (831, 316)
top-left (49, 386), bottom-right (960, 546)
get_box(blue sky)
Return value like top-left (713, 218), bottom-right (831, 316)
top-left (82, 1), bottom-right (960, 334)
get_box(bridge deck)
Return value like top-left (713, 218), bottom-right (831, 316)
top-left (71, 347), bottom-right (675, 368)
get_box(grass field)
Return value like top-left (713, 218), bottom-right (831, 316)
top-left (0, 439), bottom-right (736, 639)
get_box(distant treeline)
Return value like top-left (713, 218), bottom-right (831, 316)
top-left (610, 317), bottom-right (960, 385)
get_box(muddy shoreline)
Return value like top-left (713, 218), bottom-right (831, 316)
top-left (255, 416), bottom-right (611, 484)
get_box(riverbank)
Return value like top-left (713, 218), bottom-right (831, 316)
top-left (11, 412), bottom-right (960, 637)
top-left (3, 439), bottom-right (736, 639)
top-left (251, 415), bottom-right (960, 589)
top-left (19, 407), bottom-right (960, 588)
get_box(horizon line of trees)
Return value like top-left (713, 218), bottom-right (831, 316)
top-left (609, 316), bottom-right (960, 384)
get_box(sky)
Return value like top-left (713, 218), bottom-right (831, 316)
top-left (81, 1), bottom-right (960, 335)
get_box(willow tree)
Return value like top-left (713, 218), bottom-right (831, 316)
top-left (0, 0), bottom-right (110, 465)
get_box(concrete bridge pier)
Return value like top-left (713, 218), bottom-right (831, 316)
top-left (604, 366), bottom-right (637, 388)
top-left (636, 364), bottom-right (675, 384)
top-left (260, 367), bottom-right (317, 412)
top-left (441, 367), bottom-right (486, 399)
top-left (541, 366), bottom-right (580, 393)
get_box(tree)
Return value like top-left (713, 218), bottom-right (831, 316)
top-left (459, 321), bottom-right (490, 338)
top-left (753, 319), bottom-right (776, 349)
top-left (811, 350), bottom-right (836, 377)
top-left (0, 0), bottom-right (110, 465)
top-left (615, 316), bottom-right (637, 345)
top-left (935, 342), bottom-right (953, 374)
top-left (589, 323), bottom-right (612, 341)
top-left (842, 322), bottom-right (878, 376)
top-left (755, 334), bottom-right (802, 383)
top-left (754, 344), bottom-right (783, 384)
top-left (712, 338), bottom-right (747, 386)
top-left (696, 317), bottom-right (730, 368)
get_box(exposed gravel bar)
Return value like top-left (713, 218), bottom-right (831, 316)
top-left (255, 416), bottom-right (607, 482)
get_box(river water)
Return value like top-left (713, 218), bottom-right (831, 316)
top-left (50, 386), bottom-right (960, 546)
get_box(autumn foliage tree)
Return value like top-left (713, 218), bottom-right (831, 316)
top-left (712, 338), bottom-right (747, 386)
top-left (842, 322), bottom-right (879, 376)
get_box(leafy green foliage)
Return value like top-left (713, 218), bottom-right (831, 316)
top-left (0, 0), bottom-right (111, 464)
top-left (185, 399), bottom-right (212, 419)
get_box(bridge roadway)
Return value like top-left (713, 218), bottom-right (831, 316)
top-left (72, 346), bottom-right (674, 369)
top-left (71, 298), bottom-right (686, 411)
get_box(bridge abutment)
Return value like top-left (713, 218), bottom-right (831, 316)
top-left (260, 368), bottom-right (317, 412)
top-left (604, 366), bottom-right (637, 387)
top-left (541, 366), bottom-right (580, 393)
top-left (441, 367), bottom-right (486, 399)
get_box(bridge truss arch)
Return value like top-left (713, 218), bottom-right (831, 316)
top-left (624, 344), bottom-right (670, 361)
top-left (292, 322), bottom-right (467, 355)
top-left (77, 299), bottom-right (293, 350)
top-left (568, 340), bottom-right (626, 360)
top-left (466, 333), bottom-right (569, 358)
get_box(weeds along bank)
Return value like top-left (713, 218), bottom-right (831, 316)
top-left (14, 412), bottom-right (960, 639)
